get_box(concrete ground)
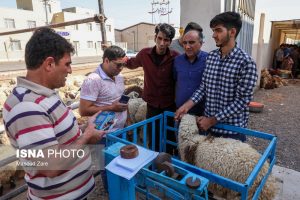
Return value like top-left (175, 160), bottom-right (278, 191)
top-left (273, 165), bottom-right (300, 200)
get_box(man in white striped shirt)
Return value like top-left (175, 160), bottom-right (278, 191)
top-left (3, 28), bottom-right (106, 200)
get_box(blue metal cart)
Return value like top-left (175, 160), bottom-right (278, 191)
top-left (105, 111), bottom-right (277, 200)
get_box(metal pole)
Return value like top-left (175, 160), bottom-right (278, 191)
top-left (43, 0), bottom-right (49, 25)
top-left (168, 1), bottom-right (170, 23)
top-left (152, 1), bottom-right (154, 24)
top-left (98, 0), bottom-right (107, 50)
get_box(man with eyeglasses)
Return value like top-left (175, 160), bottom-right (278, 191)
top-left (79, 45), bottom-right (129, 191)
top-left (174, 26), bottom-right (208, 116)
top-left (79, 45), bottom-right (129, 131)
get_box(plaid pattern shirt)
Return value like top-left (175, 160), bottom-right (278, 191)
top-left (191, 46), bottom-right (258, 134)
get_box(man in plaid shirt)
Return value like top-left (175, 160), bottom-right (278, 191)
top-left (175, 12), bottom-right (258, 141)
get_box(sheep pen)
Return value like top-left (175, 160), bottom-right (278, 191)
top-left (178, 114), bottom-right (278, 200)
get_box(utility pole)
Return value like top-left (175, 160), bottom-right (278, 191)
top-left (98, 0), bottom-right (107, 50)
top-left (41, 0), bottom-right (50, 25)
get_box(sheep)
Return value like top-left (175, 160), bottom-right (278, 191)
top-left (134, 101), bottom-right (147, 122)
top-left (178, 114), bottom-right (277, 200)
top-left (124, 85), bottom-right (143, 98)
top-left (127, 92), bottom-right (146, 123)
top-left (126, 92), bottom-right (148, 144)
top-left (0, 133), bottom-right (18, 195)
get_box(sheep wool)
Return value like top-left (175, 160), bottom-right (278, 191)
top-left (178, 114), bottom-right (277, 200)
top-left (134, 102), bottom-right (147, 122)
top-left (0, 137), bottom-right (17, 188)
top-left (128, 97), bottom-right (146, 123)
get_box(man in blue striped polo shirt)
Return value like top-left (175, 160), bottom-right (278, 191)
top-left (3, 28), bottom-right (106, 200)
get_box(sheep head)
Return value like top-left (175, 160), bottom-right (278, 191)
top-left (178, 114), bottom-right (199, 139)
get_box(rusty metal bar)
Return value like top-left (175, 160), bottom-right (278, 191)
top-left (0, 15), bottom-right (102, 36)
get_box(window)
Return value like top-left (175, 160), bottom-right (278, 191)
top-left (73, 41), bottom-right (80, 49)
top-left (96, 23), bottom-right (101, 31)
top-left (87, 23), bottom-right (92, 31)
top-left (4, 18), bottom-right (15, 28)
top-left (87, 41), bottom-right (93, 48)
top-left (27, 20), bottom-right (36, 28)
top-left (106, 25), bottom-right (111, 32)
top-left (71, 24), bottom-right (78, 30)
top-left (97, 41), bottom-right (102, 48)
top-left (11, 40), bottom-right (21, 51)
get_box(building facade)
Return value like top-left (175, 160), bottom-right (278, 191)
top-left (115, 22), bottom-right (156, 52)
top-left (0, 0), bottom-right (115, 61)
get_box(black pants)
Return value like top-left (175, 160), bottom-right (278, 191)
top-left (146, 103), bottom-right (176, 154)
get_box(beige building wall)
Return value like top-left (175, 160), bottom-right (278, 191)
top-left (115, 23), bottom-right (156, 52)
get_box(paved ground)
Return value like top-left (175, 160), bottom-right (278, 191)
top-left (248, 79), bottom-right (300, 172)
top-left (273, 165), bottom-right (300, 200)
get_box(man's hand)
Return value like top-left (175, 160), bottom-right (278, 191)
top-left (110, 100), bottom-right (128, 112)
top-left (174, 99), bottom-right (195, 121)
top-left (174, 106), bottom-right (188, 121)
top-left (82, 111), bottom-right (107, 144)
top-left (196, 116), bottom-right (217, 131)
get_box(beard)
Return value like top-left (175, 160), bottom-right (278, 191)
top-left (216, 33), bottom-right (230, 48)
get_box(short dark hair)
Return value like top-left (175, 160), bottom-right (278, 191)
top-left (25, 27), bottom-right (74, 70)
top-left (155, 23), bottom-right (175, 40)
top-left (184, 22), bottom-right (203, 34)
top-left (210, 12), bottom-right (242, 38)
top-left (103, 45), bottom-right (126, 61)
top-left (184, 22), bottom-right (204, 41)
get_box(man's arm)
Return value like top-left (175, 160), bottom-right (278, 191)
top-left (126, 51), bottom-right (143, 69)
top-left (79, 98), bottom-right (127, 116)
top-left (174, 99), bottom-right (195, 121)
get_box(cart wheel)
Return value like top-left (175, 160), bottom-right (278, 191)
top-left (153, 152), bottom-right (172, 172)
top-left (160, 161), bottom-right (175, 177)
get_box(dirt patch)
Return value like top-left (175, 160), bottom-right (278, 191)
top-left (247, 79), bottom-right (300, 172)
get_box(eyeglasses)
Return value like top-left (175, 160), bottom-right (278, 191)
top-left (111, 61), bottom-right (126, 68)
top-left (182, 40), bottom-right (198, 45)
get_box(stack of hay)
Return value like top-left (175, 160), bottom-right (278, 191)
top-left (57, 75), bottom-right (86, 105)
top-left (124, 76), bottom-right (144, 89)
top-left (260, 69), bottom-right (288, 89)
